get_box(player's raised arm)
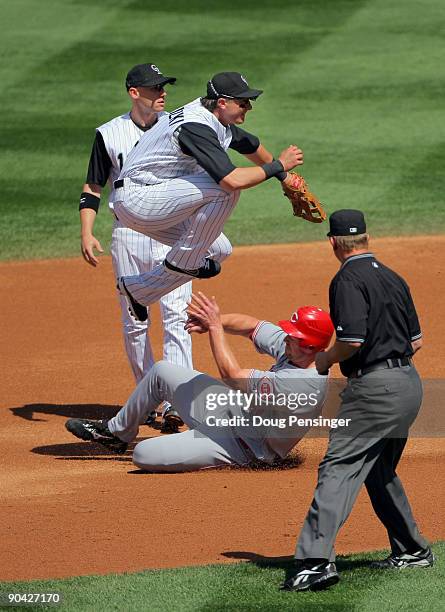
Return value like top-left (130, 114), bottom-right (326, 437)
top-left (219, 145), bottom-right (303, 191)
top-left (186, 311), bottom-right (259, 337)
top-left (186, 292), bottom-right (251, 389)
top-left (219, 313), bottom-right (260, 336)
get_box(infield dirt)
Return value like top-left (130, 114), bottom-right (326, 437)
top-left (1, 237), bottom-right (444, 580)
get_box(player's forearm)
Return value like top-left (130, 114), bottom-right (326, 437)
top-left (244, 144), bottom-right (273, 165)
top-left (80, 184), bottom-right (102, 235)
top-left (324, 340), bottom-right (361, 367)
top-left (208, 325), bottom-right (243, 379)
top-left (80, 208), bottom-right (97, 236)
top-left (219, 162), bottom-right (283, 191)
top-left (220, 314), bottom-right (260, 337)
top-left (411, 338), bottom-right (423, 353)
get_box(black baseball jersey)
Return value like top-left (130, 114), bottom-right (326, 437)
top-left (329, 253), bottom-right (422, 377)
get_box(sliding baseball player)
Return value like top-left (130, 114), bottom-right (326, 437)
top-left (65, 293), bottom-right (334, 471)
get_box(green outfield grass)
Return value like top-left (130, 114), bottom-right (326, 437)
top-left (0, 542), bottom-right (443, 611)
top-left (0, 0), bottom-right (444, 261)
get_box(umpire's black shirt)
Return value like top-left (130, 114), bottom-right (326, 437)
top-left (329, 253), bottom-right (422, 377)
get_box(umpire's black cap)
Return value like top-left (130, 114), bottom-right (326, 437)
top-left (126, 64), bottom-right (176, 89)
top-left (206, 72), bottom-right (263, 100)
top-left (327, 209), bottom-right (367, 236)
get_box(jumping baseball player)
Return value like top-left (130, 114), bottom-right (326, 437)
top-left (65, 293), bottom-right (335, 472)
top-left (79, 63), bottom-right (193, 429)
top-left (111, 72), bottom-right (304, 319)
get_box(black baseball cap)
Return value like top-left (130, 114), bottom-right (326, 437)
top-left (327, 209), bottom-right (367, 237)
top-left (206, 72), bottom-right (263, 100)
top-left (126, 63), bottom-right (176, 89)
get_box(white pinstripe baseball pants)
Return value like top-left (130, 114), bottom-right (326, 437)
top-left (110, 220), bottom-right (193, 384)
top-left (113, 174), bottom-right (240, 306)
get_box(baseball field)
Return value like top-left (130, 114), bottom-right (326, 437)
top-left (1, 0), bottom-right (444, 610)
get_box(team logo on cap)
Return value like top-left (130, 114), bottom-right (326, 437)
top-left (291, 311), bottom-right (298, 322)
top-left (349, 227), bottom-right (358, 233)
top-left (151, 64), bottom-right (161, 74)
top-left (240, 74), bottom-right (248, 85)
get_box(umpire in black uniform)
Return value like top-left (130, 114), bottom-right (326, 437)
top-left (283, 209), bottom-right (433, 593)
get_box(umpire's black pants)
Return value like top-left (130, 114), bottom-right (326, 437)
top-left (295, 365), bottom-right (429, 561)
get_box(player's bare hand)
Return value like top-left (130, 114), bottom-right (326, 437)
top-left (81, 234), bottom-right (104, 267)
top-left (187, 292), bottom-right (222, 331)
top-left (278, 145), bottom-right (304, 172)
top-left (315, 351), bottom-right (330, 375)
top-left (184, 314), bottom-right (208, 335)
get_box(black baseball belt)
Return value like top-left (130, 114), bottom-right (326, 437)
top-left (350, 357), bottom-right (412, 379)
top-left (114, 179), bottom-right (124, 189)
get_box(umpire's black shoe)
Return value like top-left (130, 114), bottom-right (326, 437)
top-left (116, 277), bottom-right (148, 322)
top-left (281, 561), bottom-right (339, 592)
top-left (65, 419), bottom-right (128, 455)
top-left (164, 257), bottom-right (221, 279)
top-left (370, 548), bottom-right (434, 570)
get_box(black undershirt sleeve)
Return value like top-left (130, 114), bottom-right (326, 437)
top-left (176, 123), bottom-right (236, 183)
top-left (229, 125), bottom-right (260, 154)
top-left (85, 131), bottom-right (113, 187)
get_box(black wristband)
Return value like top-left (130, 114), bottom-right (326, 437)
top-left (79, 192), bottom-right (100, 212)
top-left (273, 159), bottom-right (287, 182)
top-left (261, 159), bottom-right (285, 180)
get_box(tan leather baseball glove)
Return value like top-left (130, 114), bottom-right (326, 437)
top-left (282, 172), bottom-right (327, 223)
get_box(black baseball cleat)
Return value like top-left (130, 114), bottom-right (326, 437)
top-left (370, 548), bottom-right (435, 570)
top-left (164, 257), bottom-right (221, 279)
top-left (281, 561), bottom-right (339, 592)
top-left (65, 419), bottom-right (128, 455)
top-left (144, 411), bottom-right (158, 427)
top-left (116, 277), bottom-right (148, 322)
top-left (160, 407), bottom-right (184, 434)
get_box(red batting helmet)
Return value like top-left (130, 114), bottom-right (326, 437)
top-left (278, 306), bottom-right (334, 349)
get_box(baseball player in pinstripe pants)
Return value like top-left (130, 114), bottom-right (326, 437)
top-left (79, 63), bottom-right (193, 429)
top-left (113, 72), bottom-right (304, 317)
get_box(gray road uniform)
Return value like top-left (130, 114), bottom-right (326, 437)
top-left (107, 321), bottom-right (328, 472)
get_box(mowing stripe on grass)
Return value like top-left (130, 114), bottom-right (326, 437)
top-left (0, 0), bottom-right (443, 261)
top-left (0, 542), bottom-right (443, 611)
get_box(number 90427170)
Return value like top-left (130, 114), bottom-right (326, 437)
top-left (0, 592), bottom-right (62, 606)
